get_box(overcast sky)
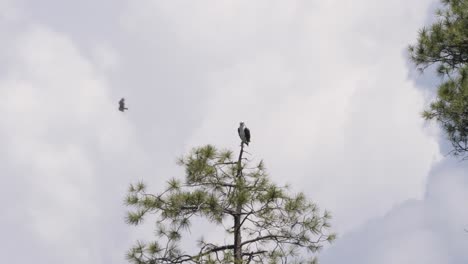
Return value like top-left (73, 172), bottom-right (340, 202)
top-left (2, 0), bottom-right (468, 263)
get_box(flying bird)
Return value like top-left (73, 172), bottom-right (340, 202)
top-left (238, 122), bottom-right (251, 146)
top-left (119, 98), bottom-right (128, 112)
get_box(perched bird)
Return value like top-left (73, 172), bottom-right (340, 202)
top-left (119, 98), bottom-right (128, 112)
top-left (238, 122), bottom-right (251, 146)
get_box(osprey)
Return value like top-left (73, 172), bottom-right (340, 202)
top-left (119, 98), bottom-right (128, 112)
top-left (238, 122), bottom-right (251, 146)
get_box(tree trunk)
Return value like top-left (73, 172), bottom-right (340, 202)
top-left (233, 211), bottom-right (242, 263)
top-left (234, 143), bottom-right (244, 263)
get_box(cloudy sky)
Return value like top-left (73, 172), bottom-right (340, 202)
top-left (2, 0), bottom-right (468, 263)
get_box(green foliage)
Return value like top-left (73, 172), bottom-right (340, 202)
top-left (423, 67), bottom-right (468, 153)
top-left (409, 0), bottom-right (468, 156)
top-left (125, 145), bottom-right (335, 263)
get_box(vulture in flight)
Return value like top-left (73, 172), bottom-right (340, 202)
top-left (119, 98), bottom-right (128, 112)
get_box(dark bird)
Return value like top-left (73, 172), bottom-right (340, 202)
top-left (119, 98), bottom-right (128, 112)
top-left (238, 122), bottom-right (251, 146)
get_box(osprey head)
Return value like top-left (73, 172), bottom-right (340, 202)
top-left (240, 122), bottom-right (245, 127)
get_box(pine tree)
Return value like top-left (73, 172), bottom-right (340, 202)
top-left (409, 0), bottom-right (468, 157)
top-left (125, 143), bottom-right (335, 263)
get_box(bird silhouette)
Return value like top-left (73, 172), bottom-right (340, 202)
top-left (119, 98), bottom-right (128, 112)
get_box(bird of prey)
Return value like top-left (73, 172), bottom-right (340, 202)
top-left (238, 122), bottom-right (251, 146)
top-left (119, 98), bottom-right (128, 112)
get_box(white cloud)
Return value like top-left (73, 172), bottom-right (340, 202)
top-left (0, 0), bottom-right (21, 21)
top-left (91, 43), bottom-right (120, 72)
top-left (0, 24), bottom-right (143, 264)
top-left (321, 159), bottom-right (468, 263)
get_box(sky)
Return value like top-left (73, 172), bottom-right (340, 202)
top-left (1, 0), bottom-right (468, 263)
